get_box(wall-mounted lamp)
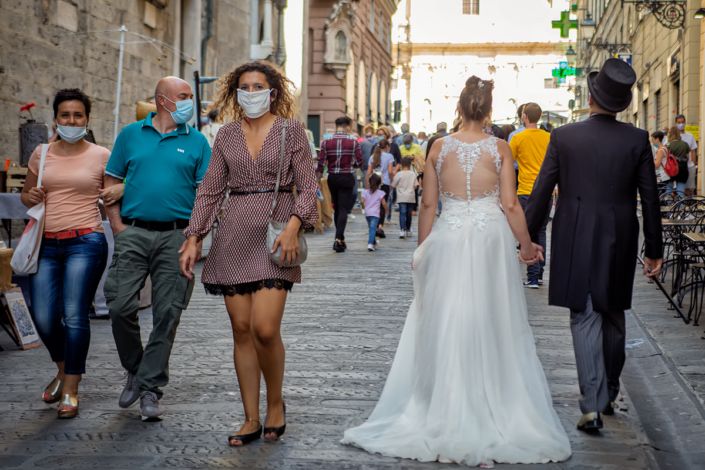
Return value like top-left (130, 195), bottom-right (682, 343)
top-left (695, 8), bottom-right (705, 19)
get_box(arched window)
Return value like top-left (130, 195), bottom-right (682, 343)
top-left (346, 54), bottom-right (356, 119)
top-left (357, 61), bottom-right (367, 124)
top-left (370, 72), bottom-right (379, 123)
top-left (379, 81), bottom-right (387, 123)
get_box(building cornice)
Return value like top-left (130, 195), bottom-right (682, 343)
top-left (376, 0), bottom-right (399, 17)
top-left (396, 41), bottom-right (568, 55)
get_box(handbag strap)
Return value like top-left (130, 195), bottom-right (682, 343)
top-left (37, 144), bottom-right (49, 188)
top-left (269, 119), bottom-right (288, 220)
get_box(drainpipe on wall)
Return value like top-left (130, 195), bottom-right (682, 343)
top-left (201, 0), bottom-right (213, 74)
top-left (173, 0), bottom-right (182, 75)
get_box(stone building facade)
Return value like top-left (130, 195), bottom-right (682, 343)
top-left (0, 0), bottom-right (280, 160)
top-left (391, 0), bottom-right (573, 133)
top-left (303, 0), bottom-right (398, 145)
top-left (575, 0), bottom-right (703, 189)
top-left (575, 0), bottom-right (701, 130)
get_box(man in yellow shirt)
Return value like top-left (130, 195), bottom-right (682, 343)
top-left (399, 133), bottom-right (424, 173)
top-left (509, 102), bottom-right (551, 288)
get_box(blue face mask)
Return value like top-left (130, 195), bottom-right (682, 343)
top-left (162, 96), bottom-right (194, 124)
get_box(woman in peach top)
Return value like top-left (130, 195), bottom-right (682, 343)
top-left (21, 89), bottom-right (113, 419)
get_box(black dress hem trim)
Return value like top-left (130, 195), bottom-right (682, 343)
top-left (204, 279), bottom-right (294, 296)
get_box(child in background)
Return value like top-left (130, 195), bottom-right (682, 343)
top-left (361, 173), bottom-right (388, 252)
top-left (391, 157), bottom-right (419, 238)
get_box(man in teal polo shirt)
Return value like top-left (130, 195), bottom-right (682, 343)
top-left (104, 76), bottom-right (211, 421)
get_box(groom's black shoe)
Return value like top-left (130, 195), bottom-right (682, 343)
top-left (577, 412), bottom-right (603, 434)
top-left (602, 401), bottom-right (617, 416)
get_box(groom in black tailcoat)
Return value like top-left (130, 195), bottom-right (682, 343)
top-left (525, 58), bottom-right (663, 434)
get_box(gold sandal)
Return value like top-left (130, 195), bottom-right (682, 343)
top-left (42, 377), bottom-right (63, 404)
top-left (57, 394), bottom-right (79, 419)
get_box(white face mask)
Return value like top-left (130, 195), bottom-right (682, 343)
top-left (677, 123), bottom-right (685, 131)
top-left (56, 125), bottom-right (87, 144)
top-left (237, 89), bottom-right (272, 119)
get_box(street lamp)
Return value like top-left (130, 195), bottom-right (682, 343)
top-left (580, 11), bottom-right (596, 45)
top-left (695, 8), bottom-right (705, 19)
top-left (194, 72), bottom-right (218, 130)
top-left (565, 45), bottom-right (577, 66)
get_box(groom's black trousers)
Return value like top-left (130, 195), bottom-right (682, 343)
top-left (570, 294), bottom-right (626, 414)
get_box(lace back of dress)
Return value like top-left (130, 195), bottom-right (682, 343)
top-left (436, 136), bottom-right (501, 201)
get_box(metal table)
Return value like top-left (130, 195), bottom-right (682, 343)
top-left (0, 194), bottom-right (27, 247)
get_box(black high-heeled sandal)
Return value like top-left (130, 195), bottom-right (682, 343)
top-left (263, 402), bottom-right (286, 441)
top-left (228, 419), bottom-right (262, 447)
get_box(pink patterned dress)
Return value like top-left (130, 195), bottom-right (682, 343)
top-left (184, 116), bottom-right (318, 295)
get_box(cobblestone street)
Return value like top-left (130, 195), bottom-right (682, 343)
top-left (0, 213), bottom-right (693, 469)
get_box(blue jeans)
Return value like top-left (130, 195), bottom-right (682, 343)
top-left (366, 216), bottom-right (380, 245)
top-left (675, 181), bottom-right (687, 196)
top-left (29, 232), bottom-right (108, 374)
top-left (399, 202), bottom-right (414, 231)
top-left (519, 195), bottom-right (548, 283)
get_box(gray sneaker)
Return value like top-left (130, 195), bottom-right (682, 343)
top-left (118, 373), bottom-right (140, 408)
top-left (140, 391), bottom-right (162, 421)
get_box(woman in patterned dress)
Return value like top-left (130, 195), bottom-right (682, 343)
top-left (179, 61), bottom-right (318, 446)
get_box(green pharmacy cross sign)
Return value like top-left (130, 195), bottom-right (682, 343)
top-left (552, 62), bottom-right (576, 83)
top-left (552, 10), bottom-right (577, 38)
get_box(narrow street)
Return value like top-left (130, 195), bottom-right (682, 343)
top-left (0, 213), bottom-right (685, 469)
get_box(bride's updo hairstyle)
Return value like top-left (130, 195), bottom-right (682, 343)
top-left (458, 76), bottom-right (494, 122)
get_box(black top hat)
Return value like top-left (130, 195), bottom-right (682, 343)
top-left (587, 58), bottom-right (636, 113)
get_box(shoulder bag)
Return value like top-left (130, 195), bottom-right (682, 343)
top-left (11, 144), bottom-right (49, 275)
top-left (267, 120), bottom-right (308, 267)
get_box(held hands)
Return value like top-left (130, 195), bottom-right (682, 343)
top-left (271, 223), bottom-right (300, 266)
top-left (179, 237), bottom-right (203, 280)
top-left (100, 184), bottom-right (125, 206)
top-left (26, 186), bottom-right (46, 206)
top-left (643, 257), bottom-right (663, 279)
top-left (519, 243), bottom-right (544, 265)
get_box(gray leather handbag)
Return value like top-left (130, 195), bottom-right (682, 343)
top-left (267, 120), bottom-right (308, 267)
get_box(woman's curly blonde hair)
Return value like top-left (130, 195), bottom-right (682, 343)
top-left (212, 60), bottom-right (297, 122)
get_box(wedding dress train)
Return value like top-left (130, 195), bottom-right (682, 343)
top-left (342, 135), bottom-right (571, 466)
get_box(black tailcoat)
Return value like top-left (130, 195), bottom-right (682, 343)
top-left (525, 114), bottom-right (663, 313)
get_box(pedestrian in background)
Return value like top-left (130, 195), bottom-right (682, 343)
top-left (510, 102), bottom-right (551, 288)
top-left (500, 124), bottom-right (515, 141)
top-left (21, 88), bottom-right (109, 419)
top-left (180, 60), bottom-right (318, 446)
top-left (392, 157), bottom-right (419, 238)
top-left (359, 124), bottom-right (378, 176)
top-left (202, 107), bottom-right (223, 147)
top-left (104, 76), bottom-right (211, 421)
top-left (675, 114), bottom-right (698, 196)
top-left (366, 139), bottom-right (396, 238)
top-left (376, 125), bottom-right (402, 163)
top-left (361, 173), bottom-right (387, 252)
top-left (399, 133), bottom-right (424, 174)
top-left (417, 131), bottom-right (428, 151)
top-left (317, 116), bottom-right (362, 253)
top-left (507, 104), bottom-right (526, 142)
top-left (667, 126), bottom-right (690, 196)
top-left (651, 130), bottom-right (671, 194)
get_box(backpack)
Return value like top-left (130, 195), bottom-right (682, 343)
top-left (663, 147), bottom-right (679, 178)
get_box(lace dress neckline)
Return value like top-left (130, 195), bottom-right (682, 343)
top-left (436, 134), bottom-right (501, 204)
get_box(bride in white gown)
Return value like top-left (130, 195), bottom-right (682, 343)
top-left (342, 77), bottom-right (572, 466)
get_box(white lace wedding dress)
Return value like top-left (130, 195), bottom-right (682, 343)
top-left (342, 135), bottom-right (571, 466)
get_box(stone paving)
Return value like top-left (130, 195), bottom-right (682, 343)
top-left (624, 271), bottom-right (705, 468)
top-left (0, 213), bottom-right (658, 469)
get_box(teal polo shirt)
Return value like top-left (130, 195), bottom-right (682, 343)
top-left (106, 113), bottom-right (211, 222)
